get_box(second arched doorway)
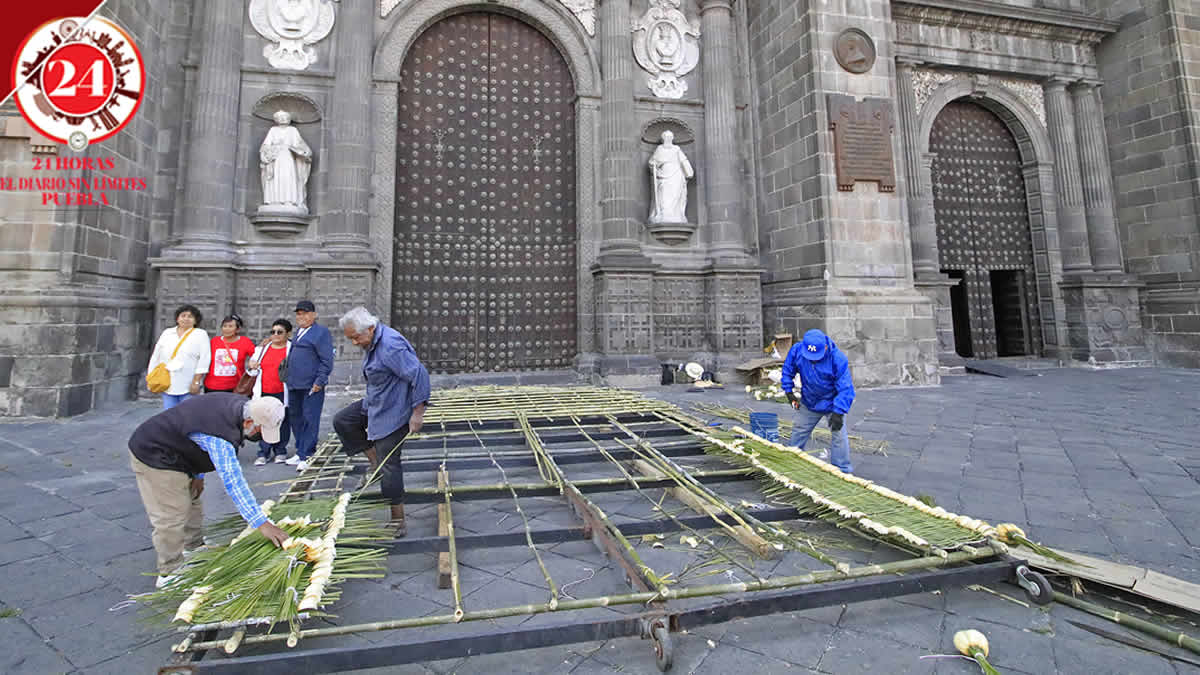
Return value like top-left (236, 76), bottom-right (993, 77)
top-left (931, 100), bottom-right (1043, 359)
top-left (390, 12), bottom-right (578, 374)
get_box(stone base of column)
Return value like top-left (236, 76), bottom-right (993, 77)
top-left (763, 283), bottom-right (941, 387)
top-left (914, 273), bottom-right (966, 375)
top-left (704, 266), bottom-right (765, 383)
top-left (1060, 273), bottom-right (1151, 364)
top-left (150, 260), bottom-right (238, 332)
top-left (590, 261), bottom-right (661, 387)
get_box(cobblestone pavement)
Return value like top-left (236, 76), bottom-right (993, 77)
top-left (1, 367), bottom-right (1199, 674)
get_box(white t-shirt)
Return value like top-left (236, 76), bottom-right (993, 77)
top-left (148, 327), bottom-right (211, 395)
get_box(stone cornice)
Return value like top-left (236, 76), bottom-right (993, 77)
top-left (892, 0), bottom-right (1118, 44)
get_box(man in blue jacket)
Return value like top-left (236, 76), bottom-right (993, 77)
top-left (286, 300), bottom-right (335, 472)
top-left (780, 329), bottom-right (856, 474)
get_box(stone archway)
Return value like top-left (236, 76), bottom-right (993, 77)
top-left (915, 76), bottom-right (1067, 357)
top-left (371, 0), bottom-right (601, 366)
top-left (930, 100), bottom-right (1042, 359)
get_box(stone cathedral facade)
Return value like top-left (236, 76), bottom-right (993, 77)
top-left (1, 0), bottom-right (1198, 417)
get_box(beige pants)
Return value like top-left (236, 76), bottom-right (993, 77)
top-left (130, 454), bottom-right (204, 575)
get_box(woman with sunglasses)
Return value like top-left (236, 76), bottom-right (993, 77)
top-left (204, 314), bottom-right (256, 393)
top-left (247, 319), bottom-right (294, 465)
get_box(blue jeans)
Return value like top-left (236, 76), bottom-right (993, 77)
top-left (257, 392), bottom-right (292, 459)
top-left (791, 405), bottom-right (853, 474)
top-left (288, 388), bottom-right (325, 460)
top-left (161, 393), bottom-right (193, 410)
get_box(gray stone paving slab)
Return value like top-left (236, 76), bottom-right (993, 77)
top-left (0, 617), bottom-right (75, 675)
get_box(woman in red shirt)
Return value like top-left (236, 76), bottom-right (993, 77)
top-left (204, 314), bottom-right (256, 393)
top-left (248, 319), bottom-right (293, 465)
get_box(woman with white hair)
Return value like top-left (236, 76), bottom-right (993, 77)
top-left (333, 306), bottom-right (431, 536)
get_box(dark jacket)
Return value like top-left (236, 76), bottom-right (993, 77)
top-left (128, 393), bottom-right (246, 477)
top-left (780, 336), bottom-right (856, 415)
top-left (286, 322), bottom-right (334, 390)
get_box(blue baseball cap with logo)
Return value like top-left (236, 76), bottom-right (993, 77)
top-left (800, 329), bottom-right (828, 361)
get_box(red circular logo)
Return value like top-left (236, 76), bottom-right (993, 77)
top-left (10, 16), bottom-right (145, 150)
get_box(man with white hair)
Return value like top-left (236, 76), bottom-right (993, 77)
top-left (128, 393), bottom-right (290, 586)
top-left (334, 306), bottom-right (431, 536)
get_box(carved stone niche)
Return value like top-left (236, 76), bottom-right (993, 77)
top-left (642, 118), bottom-right (697, 245)
top-left (249, 93), bottom-right (321, 238)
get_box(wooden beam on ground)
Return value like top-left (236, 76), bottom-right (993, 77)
top-left (1024, 547), bottom-right (1200, 614)
top-left (629, 459), bottom-right (775, 559)
top-left (436, 469), bottom-right (453, 589)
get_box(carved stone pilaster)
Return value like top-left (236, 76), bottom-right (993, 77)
top-left (700, 0), bottom-right (748, 265)
top-left (323, 0), bottom-right (374, 253)
top-left (897, 59), bottom-right (938, 278)
top-left (597, 0), bottom-right (642, 260)
top-left (1071, 81), bottom-right (1123, 273)
top-left (1043, 77), bottom-right (1092, 273)
top-left (176, 0), bottom-right (244, 254)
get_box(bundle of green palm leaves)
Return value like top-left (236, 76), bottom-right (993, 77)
top-left (699, 427), bottom-right (993, 553)
top-left (141, 493), bottom-right (390, 636)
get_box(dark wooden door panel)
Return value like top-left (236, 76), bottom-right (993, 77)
top-left (393, 13), bottom-right (577, 373)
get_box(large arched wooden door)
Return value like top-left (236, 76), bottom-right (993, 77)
top-left (931, 101), bottom-right (1042, 359)
top-left (392, 12), bottom-right (577, 373)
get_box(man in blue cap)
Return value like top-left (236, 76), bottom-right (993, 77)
top-left (780, 329), bottom-right (855, 474)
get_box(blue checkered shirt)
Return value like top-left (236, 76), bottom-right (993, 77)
top-left (188, 433), bottom-right (268, 528)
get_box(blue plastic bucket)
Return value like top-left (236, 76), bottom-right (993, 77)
top-left (749, 411), bottom-right (780, 442)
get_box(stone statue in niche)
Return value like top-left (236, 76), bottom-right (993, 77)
top-left (259, 111), bottom-right (312, 215)
top-left (648, 130), bottom-right (693, 224)
top-left (249, 0), bottom-right (336, 71)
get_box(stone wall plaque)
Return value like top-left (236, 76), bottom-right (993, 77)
top-left (827, 94), bottom-right (896, 192)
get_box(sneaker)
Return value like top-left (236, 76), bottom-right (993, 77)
top-left (285, 455), bottom-right (302, 466)
top-left (183, 544), bottom-right (209, 558)
top-left (254, 457), bottom-right (268, 466)
top-left (296, 460), bottom-right (310, 473)
top-left (155, 574), bottom-right (178, 589)
top-left (274, 454), bottom-right (287, 464)
top-left (816, 449), bottom-right (830, 461)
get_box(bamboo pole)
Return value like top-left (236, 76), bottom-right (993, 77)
top-left (184, 546), bottom-right (998, 651)
top-left (440, 467), bottom-right (464, 622)
top-left (630, 458), bottom-right (774, 559)
top-left (565, 416), bottom-right (763, 582)
top-left (223, 627), bottom-right (246, 654)
top-left (468, 421), bottom-right (560, 608)
top-left (436, 470), bottom-right (453, 590)
top-left (519, 417), bottom-right (671, 594)
top-left (396, 468), bottom-right (751, 499)
top-left (616, 415), bottom-right (849, 571)
top-left (1054, 591), bottom-right (1200, 656)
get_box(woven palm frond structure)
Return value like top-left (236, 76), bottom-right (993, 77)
top-left (696, 426), bottom-right (996, 554)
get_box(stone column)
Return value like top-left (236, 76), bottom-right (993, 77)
top-left (1043, 77), bottom-right (1093, 273)
top-left (1071, 80), bottom-right (1123, 273)
top-left (322, 0), bottom-right (373, 250)
top-left (177, 0), bottom-right (244, 252)
top-left (700, 0), bottom-right (747, 263)
top-left (597, 0), bottom-right (641, 260)
top-left (587, 0), bottom-right (658, 382)
top-left (895, 59), bottom-right (938, 278)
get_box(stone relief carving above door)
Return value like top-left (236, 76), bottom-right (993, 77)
top-left (559, 0), bottom-right (596, 37)
top-left (249, 0), bottom-right (336, 70)
top-left (632, 0), bottom-right (701, 99)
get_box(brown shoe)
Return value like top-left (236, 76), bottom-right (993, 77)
top-left (388, 504), bottom-right (406, 538)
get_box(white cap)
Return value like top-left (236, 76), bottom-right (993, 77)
top-left (684, 362), bottom-right (704, 380)
top-left (247, 396), bottom-right (286, 444)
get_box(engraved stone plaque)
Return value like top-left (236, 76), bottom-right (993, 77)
top-left (827, 94), bottom-right (896, 192)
